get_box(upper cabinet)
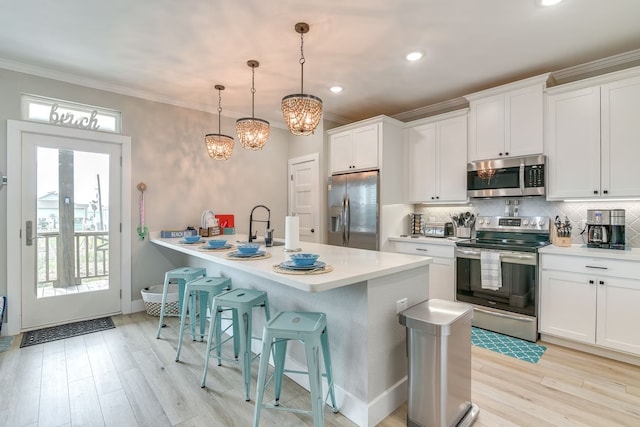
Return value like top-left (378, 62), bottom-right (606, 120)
top-left (465, 74), bottom-right (549, 161)
top-left (329, 124), bottom-right (379, 173)
top-left (405, 110), bottom-right (468, 203)
top-left (545, 67), bottom-right (640, 200)
top-left (327, 115), bottom-right (405, 204)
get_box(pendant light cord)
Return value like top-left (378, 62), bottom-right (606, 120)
top-left (299, 30), bottom-right (305, 93)
top-left (251, 66), bottom-right (256, 118)
top-left (217, 88), bottom-right (222, 133)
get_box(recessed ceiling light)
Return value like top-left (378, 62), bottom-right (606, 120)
top-left (539, 0), bottom-right (563, 6)
top-left (330, 86), bottom-right (343, 93)
top-left (405, 52), bottom-right (423, 62)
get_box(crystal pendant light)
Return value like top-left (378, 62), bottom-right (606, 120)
top-left (205, 85), bottom-right (234, 160)
top-left (281, 22), bottom-right (323, 136)
top-left (236, 60), bottom-right (270, 150)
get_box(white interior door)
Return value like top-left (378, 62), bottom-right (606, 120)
top-left (288, 154), bottom-right (320, 243)
top-left (20, 132), bottom-right (121, 329)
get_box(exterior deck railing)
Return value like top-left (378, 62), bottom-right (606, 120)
top-left (37, 231), bottom-right (109, 287)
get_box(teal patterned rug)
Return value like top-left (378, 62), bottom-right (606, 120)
top-left (472, 327), bottom-right (547, 363)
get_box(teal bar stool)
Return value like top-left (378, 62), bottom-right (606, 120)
top-left (156, 267), bottom-right (206, 339)
top-left (253, 311), bottom-right (338, 427)
top-left (174, 276), bottom-right (234, 362)
top-left (201, 288), bottom-right (271, 401)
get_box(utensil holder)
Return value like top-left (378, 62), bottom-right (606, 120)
top-left (455, 227), bottom-right (472, 238)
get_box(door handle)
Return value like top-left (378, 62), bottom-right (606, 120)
top-left (26, 220), bottom-right (34, 246)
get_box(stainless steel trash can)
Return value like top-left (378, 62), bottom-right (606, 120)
top-left (399, 299), bottom-right (479, 427)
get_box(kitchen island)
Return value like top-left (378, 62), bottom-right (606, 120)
top-left (151, 234), bottom-right (431, 427)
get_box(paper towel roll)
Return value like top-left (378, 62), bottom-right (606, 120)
top-left (285, 216), bottom-right (300, 251)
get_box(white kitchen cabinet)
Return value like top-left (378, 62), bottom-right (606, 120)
top-left (329, 124), bottom-right (379, 173)
top-left (540, 253), bottom-right (640, 356)
top-left (465, 74), bottom-right (549, 161)
top-left (392, 239), bottom-right (455, 301)
top-left (406, 110), bottom-right (468, 203)
top-left (545, 68), bottom-right (640, 200)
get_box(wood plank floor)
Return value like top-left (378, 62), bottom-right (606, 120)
top-left (0, 312), bottom-right (638, 427)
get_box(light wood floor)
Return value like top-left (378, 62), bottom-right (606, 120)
top-left (0, 312), bottom-right (638, 427)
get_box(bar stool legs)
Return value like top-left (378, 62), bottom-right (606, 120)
top-left (174, 276), bottom-right (232, 362)
top-left (253, 311), bottom-right (338, 427)
top-left (201, 288), bottom-right (270, 402)
top-left (156, 267), bottom-right (206, 339)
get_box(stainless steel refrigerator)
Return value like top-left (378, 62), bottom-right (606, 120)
top-left (328, 170), bottom-right (379, 250)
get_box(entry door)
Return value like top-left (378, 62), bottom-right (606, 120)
top-left (20, 133), bottom-right (122, 329)
top-left (288, 154), bottom-right (320, 243)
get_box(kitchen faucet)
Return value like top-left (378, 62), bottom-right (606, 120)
top-left (248, 205), bottom-right (270, 243)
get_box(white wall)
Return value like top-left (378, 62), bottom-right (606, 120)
top-left (0, 68), bottom-right (296, 303)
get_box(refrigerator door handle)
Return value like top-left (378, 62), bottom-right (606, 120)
top-left (341, 195), bottom-right (347, 245)
top-left (345, 194), bottom-right (351, 245)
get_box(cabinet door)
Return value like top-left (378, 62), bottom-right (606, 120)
top-left (437, 116), bottom-right (468, 202)
top-left (468, 94), bottom-right (505, 160)
top-left (545, 87), bottom-right (601, 200)
top-left (506, 85), bottom-right (544, 157)
top-left (596, 276), bottom-right (640, 355)
top-left (539, 269), bottom-right (596, 343)
top-left (329, 131), bottom-right (353, 174)
top-left (352, 124), bottom-right (379, 171)
top-left (601, 75), bottom-right (640, 198)
top-left (406, 123), bottom-right (437, 202)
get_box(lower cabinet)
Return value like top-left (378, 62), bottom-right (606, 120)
top-left (392, 240), bottom-right (455, 301)
top-left (540, 254), bottom-right (640, 356)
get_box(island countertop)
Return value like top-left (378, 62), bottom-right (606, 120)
top-left (151, 233), bottom-right (431, 293)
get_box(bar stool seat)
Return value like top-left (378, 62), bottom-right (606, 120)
top-left (201, 288), bottom-right (271, 401)
top-left (253, 311), bottom-right (338, 427)
top-left (174, 276), bottom-right (234, 362)
top-left (156, 267), bottom-right (206, 339)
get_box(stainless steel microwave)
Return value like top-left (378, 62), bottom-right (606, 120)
top-left (467, 154), bottom-right (545, 198)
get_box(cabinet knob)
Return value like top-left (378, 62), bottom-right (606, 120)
top-left (603, 190), bottom-right (608, 195)
top-left (310, 228), bottom-right (315, 233)
top-left (599, 280), bottom-right (604, 285)
top-left (593, 190), bottom-right (599, 194)
top-left (499, 152), bottom-right (503, 156)
top-left (505, 152), bottom-right (509, 156)
top-left (589, 280), bottom-right (594, 284)
top-left (436, 196), bottom-right (439, 199)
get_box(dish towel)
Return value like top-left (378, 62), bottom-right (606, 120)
top-left (480, 251), bottom-right (502, 290)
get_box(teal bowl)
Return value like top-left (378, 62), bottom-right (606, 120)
top-left (183, 235), bottom-right (201, 243)
top-left (290, 253), bottom-right (319, 267)
top-left (207, 239), bottom-right (227, 248)
top-left (237, 243), bottom-right (260, 254)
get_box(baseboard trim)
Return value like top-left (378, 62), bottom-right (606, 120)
top-left (540, 334), bottom-right (640, 367)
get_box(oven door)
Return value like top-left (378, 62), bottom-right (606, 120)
top-left (455, 247), bottom-right (539, 341)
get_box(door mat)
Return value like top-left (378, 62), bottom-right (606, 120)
top-left (19, 317), bottom-right (115, 348)
top-left (472, 327), bottom-right (546, 363)
top-left (0, 336), bottom-right (14, 353)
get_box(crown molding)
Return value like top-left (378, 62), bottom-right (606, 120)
top-left (548, 48), bottom-right (640, 86)
top-left (391, 97), bottom-right (469, 122)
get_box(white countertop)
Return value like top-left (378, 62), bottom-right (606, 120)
top-left (540, 244), bottom-right (640, 262)
top-left (151, 234), bottom-right (431, 293)
top-left (388, 235), bottom-right (460, 246)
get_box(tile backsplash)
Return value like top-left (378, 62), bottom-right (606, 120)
top-left (414, 199), bottom-right (640, 248)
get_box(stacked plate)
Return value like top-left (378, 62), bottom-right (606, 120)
top-left (278, 253), bottom-right (325, 271)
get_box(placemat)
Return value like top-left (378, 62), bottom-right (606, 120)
top-left (272, 264), bottom-right (333, 275)
top-left (197, 244), bottom-right (235, 252)
top-left (226, 252), bottom-right (272, 261)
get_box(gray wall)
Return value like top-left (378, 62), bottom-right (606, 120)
top-left (0, 68), bottom-right (307, 302)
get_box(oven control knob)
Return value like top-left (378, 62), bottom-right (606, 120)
top-left (538, 220), bottom-right (546, 227)
top-left (523, 220), bottom-right (530, 226)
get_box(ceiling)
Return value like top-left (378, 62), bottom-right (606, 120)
top-left (2, 0), bottom-right (640, 128)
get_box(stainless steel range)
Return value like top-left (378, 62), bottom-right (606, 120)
top-left (455, 216), bottom-right (550, 342)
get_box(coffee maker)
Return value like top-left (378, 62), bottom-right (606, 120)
top-left (587, 209), bottom-right (625, 250)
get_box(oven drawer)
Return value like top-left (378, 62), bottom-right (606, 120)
top-left (394, 241), bottom-right (454, 259)
top-left (541, 254), bottom-right (640, 280)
